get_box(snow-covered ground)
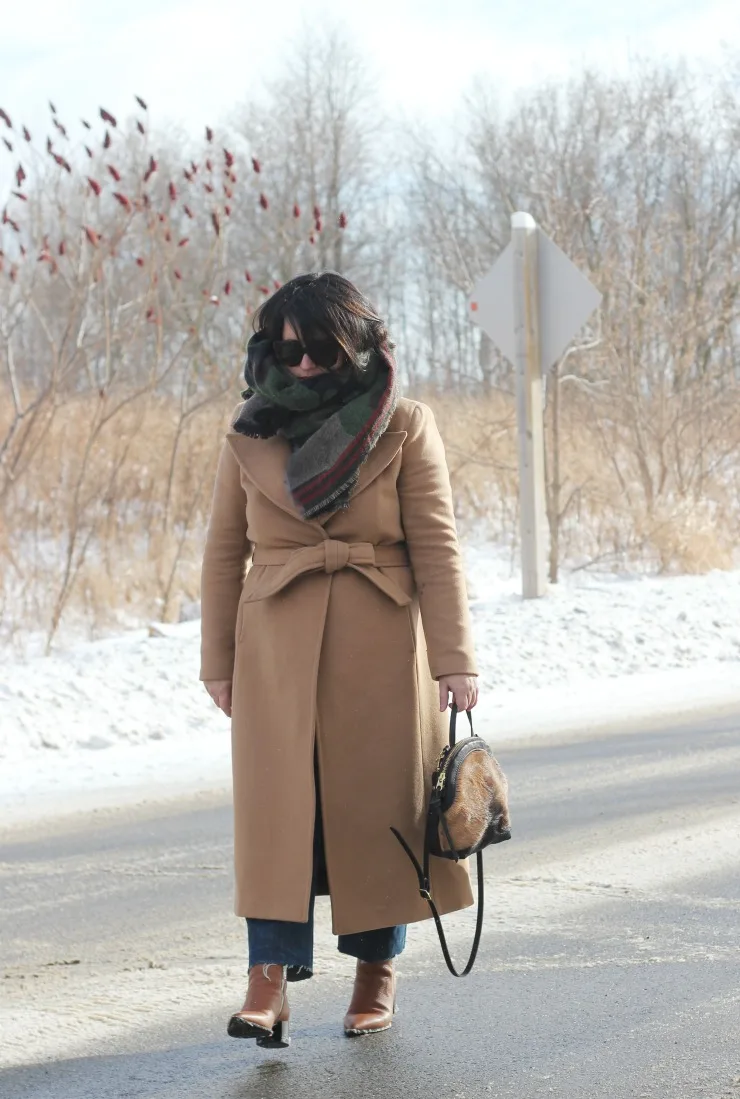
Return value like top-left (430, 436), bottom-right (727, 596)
top-left (2, 541), bottom-right (739, 827)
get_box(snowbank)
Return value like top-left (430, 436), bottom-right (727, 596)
top-left (465, 542), bottom-right (740, 693)
top-left (1, 543), bottom-right (739, 826)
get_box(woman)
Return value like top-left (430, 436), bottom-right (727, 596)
top-left (200, 272), bottom-right (478, 1048)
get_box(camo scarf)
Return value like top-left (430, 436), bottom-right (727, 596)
top-left (232, 330), bottom-right (398, 519)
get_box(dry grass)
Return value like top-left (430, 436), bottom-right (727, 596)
top-left (1, 384), bottom-right (739, 653)
top-left (422, 387), bottom-right (740, 576)
top-left (0, 391), bottom-right (230, 653)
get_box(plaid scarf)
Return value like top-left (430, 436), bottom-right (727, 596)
top-left (232, 331), bottom-right (398, 519)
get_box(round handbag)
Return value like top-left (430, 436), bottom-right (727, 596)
top-left (391, 704), bottom-right (511, 976)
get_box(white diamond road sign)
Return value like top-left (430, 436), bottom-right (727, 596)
top-left (469, 229), bottom-right (602, 372)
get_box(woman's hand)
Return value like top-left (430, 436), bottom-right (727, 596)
top-left (438, 674), bottom-right (478, 712)
top-left (204, 679), bottom-right (233, 718)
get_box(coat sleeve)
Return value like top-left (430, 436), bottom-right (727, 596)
top-left (199, 434), bottom-right (252, 682)
top-left (397, 401), bottom-right (478, 680)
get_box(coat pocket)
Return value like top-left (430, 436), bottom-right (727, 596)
top-left (236, 564), bottom-right (267, 643)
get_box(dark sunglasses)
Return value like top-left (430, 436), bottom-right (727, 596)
top-left (273, 338), bottom-right (342, 370)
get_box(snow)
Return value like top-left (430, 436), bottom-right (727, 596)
top-left (465, 542), bottom-right (740, 691)
top-left (1, 541), bottom-right (739, 828)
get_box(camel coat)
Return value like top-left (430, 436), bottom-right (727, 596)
top-left (199, 396), bottom-right (478, 935)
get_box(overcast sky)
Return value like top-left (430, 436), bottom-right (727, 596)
top-left (2, 0), bottom-right (739, 145)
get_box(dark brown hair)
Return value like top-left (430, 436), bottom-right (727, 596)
top-left (252, 271), bottom-right (392, 374)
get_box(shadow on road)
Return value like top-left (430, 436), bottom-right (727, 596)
top-left (3, 957), bottom-right (740, 1099)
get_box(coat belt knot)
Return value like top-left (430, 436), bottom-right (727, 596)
top-left (249, 541), bottom-right (412, 605)
top-left (322, 540), bottom-right (376, 572)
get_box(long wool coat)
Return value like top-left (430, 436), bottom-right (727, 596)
top-left (199, 396), bottom-right (478, 935)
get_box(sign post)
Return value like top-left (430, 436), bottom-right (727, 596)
top-left (468, 213), bottom-right (602, 599)
top-left (511, 213), bottom-right (547, 598)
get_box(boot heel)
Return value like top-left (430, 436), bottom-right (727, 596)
top-left (256, 1017), bottom-right (291, 1049)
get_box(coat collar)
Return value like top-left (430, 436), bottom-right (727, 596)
top-left (226, 427), bottom-right (408, 526)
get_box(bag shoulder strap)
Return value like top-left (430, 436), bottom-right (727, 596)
top-left (390, 704), bottom-right (484, 977)
top-left (391, 821), bottom-right (484, 978)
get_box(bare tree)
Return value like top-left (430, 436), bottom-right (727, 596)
top-left (406, 58), bottom-right (740, 572)
top-left (228, 24), bottom-right (400, 301)
top-left (0, 95), bottom-right (322, 649)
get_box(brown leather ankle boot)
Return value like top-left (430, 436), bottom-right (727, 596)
top-left (343, 960), bottom-right (396, 1036)
top-left (227, 964), bottom-right (290, 1048)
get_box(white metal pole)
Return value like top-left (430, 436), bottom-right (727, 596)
top-left (511, 212), bottom-right (547, 599)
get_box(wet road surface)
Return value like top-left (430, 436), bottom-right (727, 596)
top-left (2, 711), bottom-right (739, 1098)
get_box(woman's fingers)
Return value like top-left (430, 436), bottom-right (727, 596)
top-left (439, 676), bottom-right (478, 712)
top-left (203, 679), bottom-right (233, 717)
top-left (454, 687), bottom-right (474, 711)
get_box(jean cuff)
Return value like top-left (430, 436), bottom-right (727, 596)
top-left (287, 964), bottom-right (313, 983)
top-left (247, 958), bottom-right (314, 982)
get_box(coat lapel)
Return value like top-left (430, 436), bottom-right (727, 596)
top-left (226, 428), bottom-right (407, 526)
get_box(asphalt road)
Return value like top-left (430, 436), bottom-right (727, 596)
top-left (2, 711), bottom-right (740, 1099)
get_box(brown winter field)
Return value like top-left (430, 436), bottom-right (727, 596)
top-left (1, 382), bottom-right (737, 655)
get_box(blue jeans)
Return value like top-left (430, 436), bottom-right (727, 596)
top-left (247, 759), bottom-right (407, 981)
top-left (247, 900), bottom-right (407, 983)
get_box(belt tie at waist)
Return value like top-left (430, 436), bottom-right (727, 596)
top-left (248, 540), bottom-right (411, 605)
